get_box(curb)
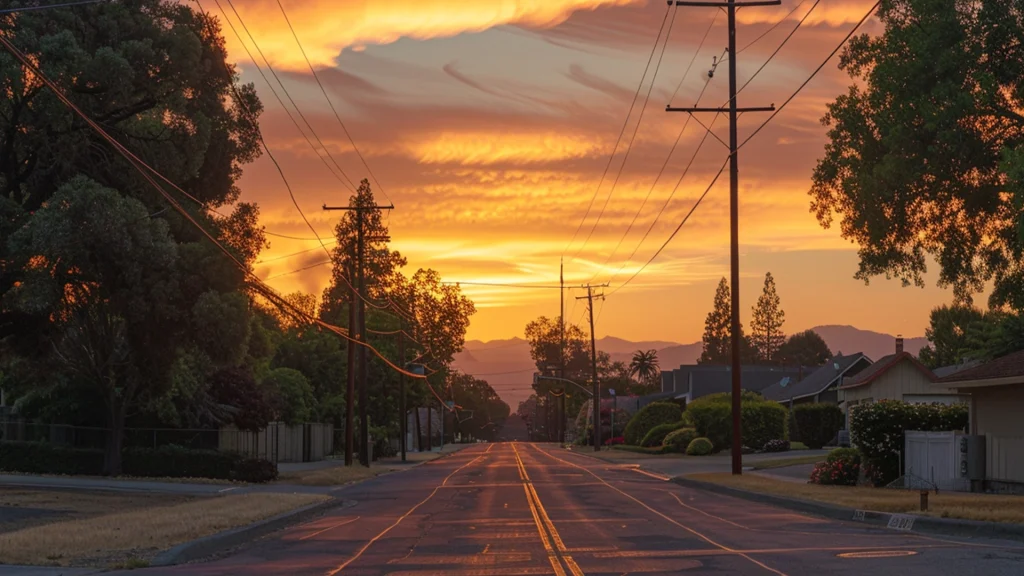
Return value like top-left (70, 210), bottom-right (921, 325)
top-left (673, 476), bottom-right (1024, 542)
top-left (151, 498), bottom-right (356, 566)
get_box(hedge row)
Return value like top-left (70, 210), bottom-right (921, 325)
top-left (850, 400), bottom-right (968, 486)
top-left (792, 403), bottom-right (844, 449)
top-left (623, 402), bottom-right (682, 446)
top-left (686, 392), bottom-right (788, 451)
top-left (0, 441), bottom-right (278, 483)
top-left (640, 421), bottom-right (686, 447)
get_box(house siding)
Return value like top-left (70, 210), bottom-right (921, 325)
top-left (971, 384), bottom-right (1024, 485)
top-left (843, 360), bottom-right (940, 403)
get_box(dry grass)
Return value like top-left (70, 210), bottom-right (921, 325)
top-left (0, 492), bottom-right (327, 566)
top-left (691, 472), bottom-right (1024, 524)
top-left (0, 488), bottom-right (192, 533)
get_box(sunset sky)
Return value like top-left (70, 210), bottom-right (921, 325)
top-left (222, 0), bottom-right (967, 344)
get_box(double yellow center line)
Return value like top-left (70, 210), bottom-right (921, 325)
top-left (511, 443), bottom-right (585, 576)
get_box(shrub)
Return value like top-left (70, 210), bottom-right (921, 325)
top-left (0, 441), bottom-right (277, 482)
top-left (686, 393), bottom-right (788, 451)
top-left (810, 447), bottom-right (861, 485)
top-left (761, 439), bottom-right (790, 453)
top-left (640, 421), bottom-right (686, 447)
top-left (792, 403), bottom-right (844, 449)
top-left (686, 437), bottom-right (714, 456)
top-left (0, 441), bottom-right (104, 475)
top-left (623, 402), bottom-right (682, 446)
top-left (850, 400), bottom-right (968, 486)
top-left (663, 428), bottom-right (698, 453)
top-left (233, 458), bottom-right (278, 483)
top-left (604, 436), bottom-right (625, 446)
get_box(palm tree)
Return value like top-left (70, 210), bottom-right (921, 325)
top-left (629, 349), bottom-right (660, 386)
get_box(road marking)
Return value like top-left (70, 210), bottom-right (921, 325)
top-left (325, 450), bottom-right (485, 575)
top-left (838, 550), bottom-right (918, 558)
top-left (299, 516), bottom-right (360, 541)
top-left (887, 514), bottom-right (916, 532)
top-left (530, 444), bottom-right (789, 576)
top-left (512, 443), bottom-right (583, 576)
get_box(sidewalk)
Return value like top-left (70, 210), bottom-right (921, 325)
top-left (573, 447), bottom-right (829, 479)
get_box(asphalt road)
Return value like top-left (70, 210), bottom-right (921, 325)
top-left (114, 443), bottom-right (1024, 576)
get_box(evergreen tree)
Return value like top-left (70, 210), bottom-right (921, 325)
top-left (751, 272), bottom-right (786, 363)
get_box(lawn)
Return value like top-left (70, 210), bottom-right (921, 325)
top-left (0, 491), bottom-right (327, 567)
top-left (750, 453), bottom-right (825, 470)
top-left (691, 472), bottom-right (1024, 524)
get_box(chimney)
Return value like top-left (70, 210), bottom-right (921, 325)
top-left (896, 335), bottom-right (904, 354)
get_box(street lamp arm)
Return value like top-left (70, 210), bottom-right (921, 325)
top-left (535, 374), bottom-right (593, 397)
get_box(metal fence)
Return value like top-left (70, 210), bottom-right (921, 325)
top-left (1, 420), bottom-right (334, 463)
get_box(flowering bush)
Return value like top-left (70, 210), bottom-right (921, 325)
top-left (604, 436), bottom-right (625, 446)
top-left (761, 439), bottom-right (790, 453)
top-left (809, 447), bottom-right (861, 486)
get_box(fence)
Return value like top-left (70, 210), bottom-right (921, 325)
top-left (1, 420), bottom-right (334, 463)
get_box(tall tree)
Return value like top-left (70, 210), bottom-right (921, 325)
top-left (918, 304), bottom-right (985, 368)
top-left (750, 272), bottom-right (786, 363)
top-left (777, 330), bottom-right (832, 367)
top-left (629, 350), bottom-right (660, 387)
top-left (700, 278), bottom-right (758, 364)
top-left (810, 0), bottom-right (1024, 310)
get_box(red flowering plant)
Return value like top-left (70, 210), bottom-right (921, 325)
top-left (809, 448), bottom-right (861, 486)
top-left (604, 436), bottom-right (625, 446)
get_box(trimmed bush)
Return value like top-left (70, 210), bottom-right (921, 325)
top-left (623, 402), bottom-right (682, 446)
top-left (686, 392), bottom-right (788, 452)
top-left (663, 427), bottom-right (698, 453)
top-left (792, 403), bottom-right (844, 449)
top-left (810, 447), bottom-right (861, 485)
top-left (850, 400), bottom-right (968, 486)
top-left (640, 421), bottom-right (686, 447)
top-left (0, 441), bottom-right (278, 482)
top-left (761, 439), bottom-right (790, 453)
top-left (0, 441), bottom-right (104, 475)
top-left (686, 437), bottom-right (714, 456)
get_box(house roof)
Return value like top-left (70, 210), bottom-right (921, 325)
top-left (939, 350), bottom-right (1024, 385)
top-left (838, 352), bottom-right (937, 390)
top-left (761, 353), bottom-right (870, 402)
top-left (687, 366), bottom-right (812, 400)
top-left (932, 360), bottom-right (982, 379)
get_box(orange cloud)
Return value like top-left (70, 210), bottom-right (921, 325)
top-left (214, 0), bottom-right (643, 69)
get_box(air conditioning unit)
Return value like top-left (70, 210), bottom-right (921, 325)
top-left (958, 434), bottom-right (986, 481)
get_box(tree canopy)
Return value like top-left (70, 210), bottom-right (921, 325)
top-left (811, 0), bottom-right (1024, 309)
top-left (699, 278), bottom-right (758, 365)
top-left (777, 330), bottom-right (832, 367)
top-left (750, 272), bottom-right (786, 363)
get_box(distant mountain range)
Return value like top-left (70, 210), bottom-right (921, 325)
top-left (452, 325), bottom-right (928, 408)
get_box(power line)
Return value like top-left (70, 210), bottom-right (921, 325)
top-left (264, 259), bottom-right (332, 280)
top-left (273, 0), bottom-right (390, 205)
top-left (255, 239), bottom-right (339, 264)
top-left (572, 5), bottom-right (679, 260)
top-left (737, 0), bottom-right (808, 53)
top-left (442, 281), bottom-right (564, 289)
top-left (606, 0), bottom-right (880, 297)
top-left (0, 23), bottom-right (429, 382)
top-left (562, 3), bottom-right (673, 257)
top-left (213, 0), bottom-right (355, 191)
top-left (0, 0), bottom-right (109, 13)
top-left (591, 12), bottom-right (720, 283)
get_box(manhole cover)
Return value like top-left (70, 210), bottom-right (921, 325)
top-left (837, 550), bottom-right (918, 559)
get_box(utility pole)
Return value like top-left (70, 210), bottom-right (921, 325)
top-left (399, 327), bottom-right (406, 462)
top-left (323, 201), bottom-right (394, 467)
top-left (576, 284), bottom-right (607, 452)
top-left (666, 0), bottom-right (778, 475)
top-left (344, 259), bottom-right (357, 466)
top-left (559, 258), bottom-right (566, 444)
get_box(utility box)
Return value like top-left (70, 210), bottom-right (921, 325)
top-left (958, 434), bottom-right (986, 483)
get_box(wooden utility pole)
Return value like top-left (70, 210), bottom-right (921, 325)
top-left (398, 328), bottom-right (406, 462)
top-left (322, 202), bottom-right (394, 467)
top-left (667, 0), bottom-right (778, 475)
top-left (576, 284), bottom-right (607, 451)
top-left (344, 260), bottom-right (357, 466)
top-left (559, 258), bottom-right (566, 444)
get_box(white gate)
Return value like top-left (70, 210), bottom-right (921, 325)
top-left (904, 431), bottom-right (960, 491)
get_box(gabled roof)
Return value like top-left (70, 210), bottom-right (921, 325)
top-left (762, 353), bottom-right (870, 402)
top-left (838, 352), bottom-right (936, 390)
top-left (932, 360), bottom-right (982, 379)
top-left (939, 350), bottom-right (1024, 384)
top-left (688, 366), bottom-right (812, 400)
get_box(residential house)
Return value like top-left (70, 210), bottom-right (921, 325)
top-left (839, 338), bottom-right (967, 418)
top-left (662, 364), bottom-right (812, 403)
top-left (939, 350), bottom-right (1024, 489)
top-left (762, 352), bottom-right (872, 406)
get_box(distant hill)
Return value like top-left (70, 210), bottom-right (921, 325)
top-left (454, 326), bottom-right (926, 408)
